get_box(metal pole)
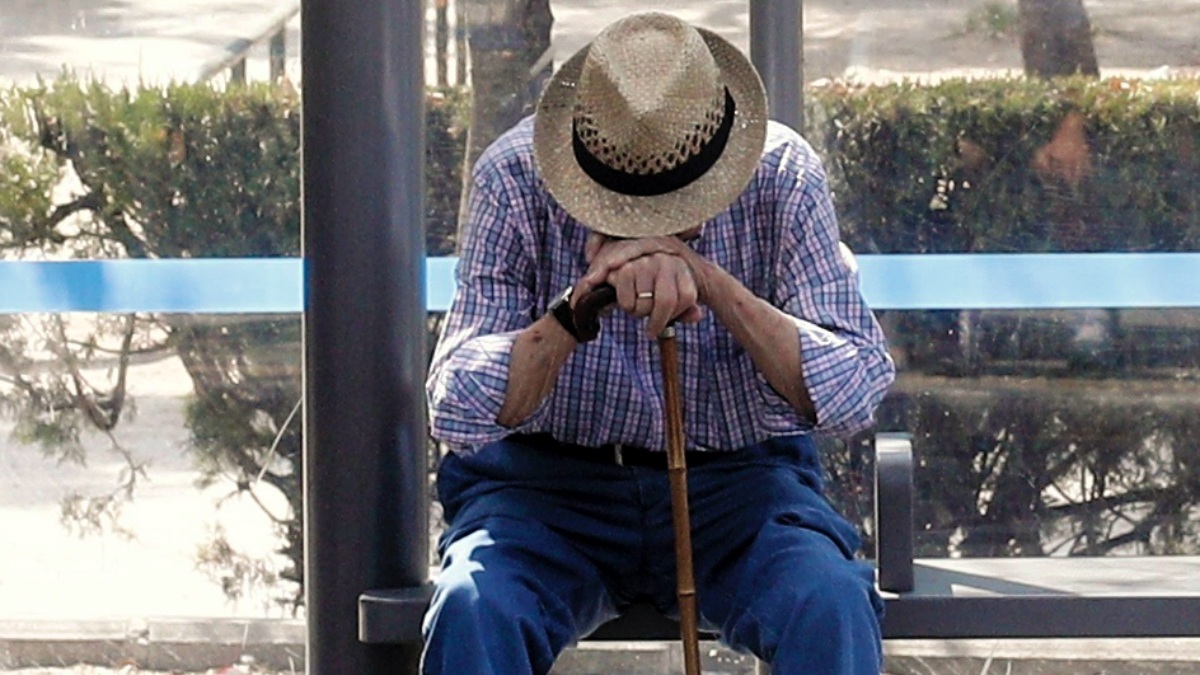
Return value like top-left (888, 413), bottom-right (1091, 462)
top-left (436, 0), bottom-right (450, 87)
top-left (455, 0), bottom-right (468, 85)
top-left (231, 58), bottom-right (247, 84)
top-left (302, 0), bottom-right (428, 671)
top-left (749, 0), bottom-right (804, 130)
top-left (269, 28), bottom-right (287, 82)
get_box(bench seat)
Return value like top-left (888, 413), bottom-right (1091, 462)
top-left (883, 556), bottom-right (1200, 639)
top-left (359, 555), bottom-right (1200, 644)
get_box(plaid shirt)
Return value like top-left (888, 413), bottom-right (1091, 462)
top-left (427, 117), bottom-right (894, 454)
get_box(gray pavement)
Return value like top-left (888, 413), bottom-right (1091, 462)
top-left (0, 0), bottom-right (300, 84)
top-left (3, 0), bottom-right (1198, 86)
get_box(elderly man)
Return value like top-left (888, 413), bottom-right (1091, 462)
top-left (423, 12), bottom-right (894, 675)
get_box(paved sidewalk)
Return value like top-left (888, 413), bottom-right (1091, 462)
top-left (3, 0), bottom-right (1198, 86)
top-left (0, 0), bottom-right (301, 85)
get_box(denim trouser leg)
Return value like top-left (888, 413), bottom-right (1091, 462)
top-left (421, 437), bottom-right (638, 675)
top-left (684, 437), bottom-right (884, 674)
top-left (420, 434), bottom-right (884, 675)
top-left (420, 521), bottom-right (613, 674)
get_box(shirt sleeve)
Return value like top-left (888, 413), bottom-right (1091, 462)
top-left (425, 158), bottom-right (550, 451)
top-left (756, 139), bottom-right (896, 437)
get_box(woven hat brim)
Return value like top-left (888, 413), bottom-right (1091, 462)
top-left (534, 26), bottom-right (768, 238)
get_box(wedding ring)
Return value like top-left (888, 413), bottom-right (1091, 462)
top-left (636, 291), bottom-right (655, 300)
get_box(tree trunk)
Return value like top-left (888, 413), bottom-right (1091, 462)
top-left (1018, 0), bottom-right (1099, 78)
top-left (455, 0), bottom-right (553, 248)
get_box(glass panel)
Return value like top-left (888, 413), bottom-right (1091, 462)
top-left (802, 0), bottom-right (1200, 563)
top-left (1, 1), bottom-right (304, 671)
top-left (0, 312), bottom-right (304, 669)
top-left (0, 0), bottom-right (300, 86)
top-left (876, 307), bottom-right (1200, 557)
top-left (805, 0), bottom-right (1198, 84)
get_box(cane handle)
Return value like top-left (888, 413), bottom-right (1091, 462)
top-left (573, 283), bottom-right (687, 343)
top-left (571, 283), bottom-right (618, 342)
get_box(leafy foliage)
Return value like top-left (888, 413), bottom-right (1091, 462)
top-left (809, 76), bottom-right (1200, 254)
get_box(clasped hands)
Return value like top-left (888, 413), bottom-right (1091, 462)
top-left (572, 230), bottom-right (711, 339)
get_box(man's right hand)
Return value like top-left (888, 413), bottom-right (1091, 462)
top-left (575, 233), bottom-right (707, 338)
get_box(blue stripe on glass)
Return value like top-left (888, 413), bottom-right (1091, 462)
top-left (2, 253), bottom-right (1198, 314)
top-left (426, 256), bottom-right (458, 313)
top-left (855, 253), bottom-right (1200, 310)
top-left (0, 259), bottom-right (303, 314)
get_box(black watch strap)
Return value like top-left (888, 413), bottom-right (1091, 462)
top-left (547, 286), bottom-right (582, 342)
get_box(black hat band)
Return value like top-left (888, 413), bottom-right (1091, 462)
top-left (570, 87), bottom-right (736, 197)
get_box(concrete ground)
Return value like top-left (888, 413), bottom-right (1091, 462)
top-left (0, 0), bottom-right (301, 85)
top-left (2, 0), bottom-right (1198, 85)
top-left (2, 0), bottom-right (1200, 673)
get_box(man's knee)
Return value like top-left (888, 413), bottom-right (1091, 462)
top-left (423, 558), bottom-right (555, 675)
top-left (782, 558), bottom-right (881, 624)
top-left (727, 553), bottom-right (877, 626)
top-left (427, 565), bottom-right (516, 629)
top-left (425, 532), bottom-right (541, 635)
top-left (754, 563), bottom-right (883, 674)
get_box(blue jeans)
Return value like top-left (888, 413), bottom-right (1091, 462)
top-left (421, 434), bottom-right (883, 674)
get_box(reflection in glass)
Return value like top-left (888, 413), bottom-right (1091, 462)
top-left (0, 0), bottom-right (300, 86)
top-left (0, 311), bottom-right (302, 616)
top-left (805, 0), bottom-right (1197, 85)
top-left (865, 306), bottom-right (1200, 559)
top-left (1, 1), bottom-right (307, 669)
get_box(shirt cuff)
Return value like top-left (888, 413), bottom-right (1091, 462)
top-left (427, 331), bottom-right (549, 452)
top-left (755, 318), bottom-right (867, 437)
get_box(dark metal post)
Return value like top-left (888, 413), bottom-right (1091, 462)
top-left (269, 29), bottom-right (287, 82)
top-left (231, 58), bottom-right (247, 84)
top-left (302, 0), bottom-right (428, 671)
top-left (455, 0), bottom-right (468, 85)
top-left (749, 0), bottom-right (804, 130)
top-left (875, 434), bottom-right (915, 592)
top-left (437, 0), bottom-right (450, 86)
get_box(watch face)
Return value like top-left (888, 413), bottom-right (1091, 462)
top-left (550, 286), bottom-right (581, 341)
top-left (554, 283), bottom-right (573, 305)
top-left (551, 285), bottom-right (574, 309)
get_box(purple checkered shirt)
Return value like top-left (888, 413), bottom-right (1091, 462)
top-left (427, 117), bottom-right (895, 454)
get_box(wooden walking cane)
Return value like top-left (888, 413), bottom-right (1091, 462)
top-left (658, 323), bottom-right (703, 675)
top-left (575, 285), bottom-right (703, 675)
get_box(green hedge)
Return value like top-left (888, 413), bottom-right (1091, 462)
top-left (0, 79), bottom-right (467, 258)
top-left (808, 77), bottom-right (1200, 254)
top-left (806, 77), bottom-right (1200, 559)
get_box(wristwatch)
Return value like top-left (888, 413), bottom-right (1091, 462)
top-left (547, 286), bottom-right (582, 342)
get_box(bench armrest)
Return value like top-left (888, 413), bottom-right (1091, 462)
top-left (359, 585), bottom-right (435, 644)
top-left (874, 432), bottom-right (915, 592)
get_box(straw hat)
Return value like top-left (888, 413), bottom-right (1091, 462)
top-left (534, 12), bottom-right (768, 238)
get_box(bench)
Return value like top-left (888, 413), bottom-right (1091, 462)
top-left (357, 432), bottom-right (1200, 645)
top-left (5, 253), bottom-right (1200, 661)
top-left (356, 251), bottom-right (1200, 652)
